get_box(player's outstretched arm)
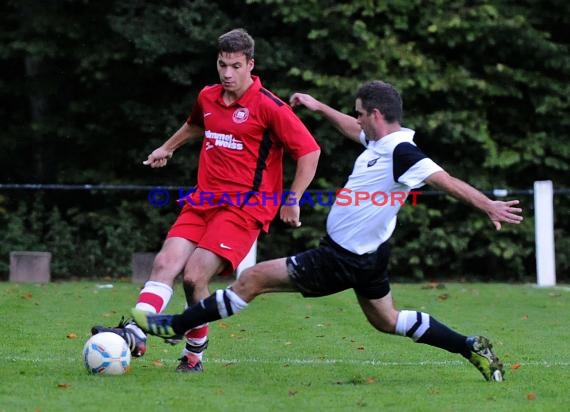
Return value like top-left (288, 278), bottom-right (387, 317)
top-left (290, 92), bottom-right (361, 142)
top-left (280, 150), bottom-right (321, 228)
top-left (425, 171), bottom-right (524, 230)
top-left (143, 123), bottom-right (204, 168)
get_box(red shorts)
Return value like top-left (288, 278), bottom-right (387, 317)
top-left (167, 205), bottom-right (262, 274)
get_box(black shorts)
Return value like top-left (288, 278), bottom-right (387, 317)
top-left (286, 235), bottom-right (391, 300)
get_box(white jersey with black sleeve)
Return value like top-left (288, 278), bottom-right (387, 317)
top-left (326, 128), bottom-right (443, 254)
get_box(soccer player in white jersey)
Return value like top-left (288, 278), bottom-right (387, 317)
top-left (131, 81), bottom-right (523, 381)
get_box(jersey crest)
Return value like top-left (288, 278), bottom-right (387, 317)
top-left (232, 108), bottom-right (249, 124)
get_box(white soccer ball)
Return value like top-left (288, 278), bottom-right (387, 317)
top-left (83, 332), bottom-right (131, 375)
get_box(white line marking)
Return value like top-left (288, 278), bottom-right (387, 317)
top-left (2, 355), bottom-right (569, 367)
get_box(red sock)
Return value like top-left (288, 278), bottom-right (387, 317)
top-left (185, 324), bottom-right (209, 340)
top-left (183, 324), bottom-right (209, 360)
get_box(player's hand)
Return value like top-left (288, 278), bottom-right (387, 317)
top-left (487, 199), bottom-right (523, 230)
top-left (142, 147), bottom-right (173, 168)
top-left (280, 204), bottom-right (302, 228)
top-left (289, 93), bottom-right (321, 112)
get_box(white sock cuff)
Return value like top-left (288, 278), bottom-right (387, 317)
top-left (143, 280), bottom-right (173, 295)
top-left (225, 288), bottom-right (248, 310)
top-left (215, 288), bottom-right (248, 318)
top-left (395, 310), bottom-right (430, 341)
top-left (395, 310), bottom-right (414, 336)
top-left (136, 280), bottom-right (173, 313)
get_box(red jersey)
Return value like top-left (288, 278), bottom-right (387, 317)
top-left (186, 76), bottom-right (320, 231)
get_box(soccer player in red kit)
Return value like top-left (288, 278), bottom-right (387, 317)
top-left (92, 28), bottom-right (320, 372)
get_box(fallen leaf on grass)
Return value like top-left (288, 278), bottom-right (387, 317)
top-left (152, 360), bottom-right (164, 368)
top-left (66, 332), bottom-right (78, 339)
top-left (527, 392), bottom-right (536, 400)
top-left (57, 383), bottom-right (71, 389)
top-left (421, 282), bottom-right (446, 289)
top-left (357, 346), bottom-right (365, 351)
top-left (288, 390), bottom-right (298, 396)
top-left (21, 292), bottom-right (33, 300)
top-left (218, 321), bottom-right (229, 329)
top-left (336, 376), bottom-right (373, 385)
top-left (437, 293), bottom-right (449, 301)
top-left (511, 363), bottom-right (521, 370)
top-left (521, 315), bottom-right (529, 320)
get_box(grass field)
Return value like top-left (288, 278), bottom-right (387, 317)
top-left (1, 280), bottom-right (569, 412)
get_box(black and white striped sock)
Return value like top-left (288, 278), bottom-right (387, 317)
top-left (395, 310), bottom-right (468, 354)
top-left (172, 288), bottom-right (248, 334)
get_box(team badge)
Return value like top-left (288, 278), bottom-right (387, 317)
top-left (232, 108), bottom-right (249, 124)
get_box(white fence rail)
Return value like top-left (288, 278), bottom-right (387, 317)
top-left (1, 181), bottom-right (564, 285)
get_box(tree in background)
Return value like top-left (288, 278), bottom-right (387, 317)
top-left (1, 0), bottom-right (568, 280)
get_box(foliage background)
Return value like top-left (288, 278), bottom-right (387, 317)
top-left (0, 0), bottom-right (568, 280)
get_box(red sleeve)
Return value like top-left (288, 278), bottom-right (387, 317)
top-left (186, 92), bottom-right (204, 128)
top-left (270, 105), bottom-right (320, 160)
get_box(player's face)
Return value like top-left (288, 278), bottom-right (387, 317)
top-left (355, 98), bottom-right (377, 140)
top-left (217, 52), bottom-right (254, 94)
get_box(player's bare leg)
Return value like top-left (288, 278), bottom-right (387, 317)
top-left (176, 248), bottom-right (226, 372)
top-left (92, 237), bottom-right (195, 357)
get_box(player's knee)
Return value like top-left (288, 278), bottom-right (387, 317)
top-left (151, 252), bottom-right (176, 279)
top-left (233, 268), bottom-right (264, 298)
top-left (182, 255), bottom-right (217, 286)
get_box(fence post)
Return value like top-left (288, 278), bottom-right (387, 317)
top-left (131, 252), bottom-right (156, 283)
top-left (9, 251), bottom-right (51, 283)
top-left (534, 180), bottom-right (556, 287)
top-left (236, 240), bottom-right (257, 278)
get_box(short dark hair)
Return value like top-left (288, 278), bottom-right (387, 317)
top-left (218, 28), bottom-right (255, 60)
top-left (356, 81), bottom-right (403, 123)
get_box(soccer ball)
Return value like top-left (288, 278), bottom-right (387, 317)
top-left (83, 332), bottom-right (131, 375)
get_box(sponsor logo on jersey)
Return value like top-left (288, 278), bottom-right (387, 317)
top-left (204, 130), bottom-right (244, 150)
top-left (232, 108), bottom-right (249, 124)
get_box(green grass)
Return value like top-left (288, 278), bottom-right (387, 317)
top-left (1, 281), bottom-right (569, 412)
